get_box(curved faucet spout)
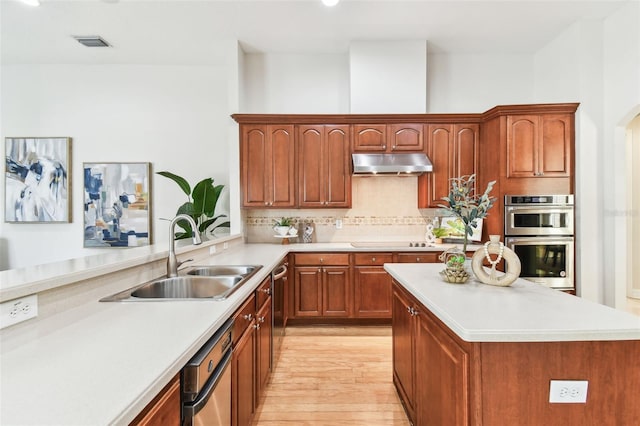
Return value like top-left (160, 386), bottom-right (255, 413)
top-left (167, 214), bottom-right (202, 277)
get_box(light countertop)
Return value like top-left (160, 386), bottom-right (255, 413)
top-left (385, 263), bottom-right (640, 342)
top-left (3, 241), bottom-right (637, 425)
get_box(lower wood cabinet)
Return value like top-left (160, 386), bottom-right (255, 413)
top-left (392, 284), bottom-right (417, 422)
top-left (353, 253), bottom-right (394, 318)
top-left (292, 253), bottom-right (351, 318)
top-left (130, 374), bottom-right (181, 426)
top-left (232, 277), bottom-right (273, 426)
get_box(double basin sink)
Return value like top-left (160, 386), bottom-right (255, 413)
top-left (100, 265), bottom-right (262, 302)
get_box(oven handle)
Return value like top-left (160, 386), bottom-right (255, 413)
top-left (272, 263), bottom-right (288, 280)
top-left (183, 348), bottom-right (232, 418)
top-left (505, 236), bottom-right (575, 245)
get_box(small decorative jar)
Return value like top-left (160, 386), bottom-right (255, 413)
top-left (439, 247), bottom-right (470, 284)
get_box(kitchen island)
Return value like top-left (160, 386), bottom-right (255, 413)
top-left (385, 263), bottom-right (640, 426)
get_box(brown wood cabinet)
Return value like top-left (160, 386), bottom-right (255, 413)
top-left (392, 284), bottom-right (418, 423)
top-left (292, 253), bottom-right (351, 318)
top-left (232, 293), bottom-right (257, 426)
top-left (419, 123), bottom-right (479, 208)
top-left (130, 374), bottom-right (180, 426)
top-left (232, 276), bottom-right (274, 426)
top-left (298, 125), bottom-right (351, 208)
top-left (507, 114), bottom-right (571, 179)
top-left (394, 252), bottom-right (439, 263)
top-left (240, 124), bottom-right (295, 208)
top-left (353, 253), bottom-right (394, 318)
top-left (352, 123), bottom-right (424, 152)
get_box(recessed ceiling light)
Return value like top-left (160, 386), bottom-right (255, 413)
top-left (19, 0), bottom-right (40, 6)
top-left (72, 36), bottom-right (112, 48)
top-left (322, 0), bottom-right (340, 6)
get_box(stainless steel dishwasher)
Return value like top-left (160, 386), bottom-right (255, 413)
top-left (182, 318), bottom-right (233, 425)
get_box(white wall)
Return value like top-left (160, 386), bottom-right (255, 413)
top-left (1, 64), bottom-right (231, 269)
top-left (242, 53), bottom-right (350, 113)
top-left (628, 114), bottom-right (640, 298)
top-left (349, 40), bottom-right (427, 113)
top-left (602, 0), bottom-right (640, 308)
top-left (427, 52), bottom-right (534, 112)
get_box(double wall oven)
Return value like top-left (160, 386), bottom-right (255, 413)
top-left (504, 195), bottom-right (575, 290)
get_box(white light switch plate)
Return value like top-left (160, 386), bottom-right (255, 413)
top-left (549, 380), bottom-right (588, 403)
top-left (0, 294), bottom-right (38, 329)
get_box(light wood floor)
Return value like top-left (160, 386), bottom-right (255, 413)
top-left (252, 326), bottom-right (410, 426)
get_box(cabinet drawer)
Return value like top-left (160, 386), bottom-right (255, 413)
top-left (353, 253), bottom-right (393, 266)
top-left (232, 292), bottom-right (256, 346)
top-left (294, 253), bottom-right (350, 266)
top-left (255, 277), bottom-right (272, 310)
top-left (395, 253), bottom-right (439, 263)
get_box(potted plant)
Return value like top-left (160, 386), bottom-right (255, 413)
top-left (273, 217), bottom-right (294, 236)
top-left (439, 174), bottom-right (496, 253)
top-left (157, 171), bottom-right (230, 239)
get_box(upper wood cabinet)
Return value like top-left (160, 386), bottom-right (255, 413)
top-left (298, 125), bottom-right (351, 208)
top-left (352, 123), bottom-right (424, 152)
top-left (506, 114), bottom-right (571, 179)
top-left (240, 124), bottom-right (295, 208)
top-left (418, 123), bottom-right (479, 208)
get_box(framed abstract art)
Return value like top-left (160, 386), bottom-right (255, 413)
top-left (5, 137), bottom-right (71, 223)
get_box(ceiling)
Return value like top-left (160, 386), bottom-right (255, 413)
top-left (0, 0), bottom-right (629, 65)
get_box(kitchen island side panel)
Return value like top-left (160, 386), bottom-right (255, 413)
top-left (479, 339), bottom-right (640, 425)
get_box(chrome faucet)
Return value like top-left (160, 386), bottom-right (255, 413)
top-left (167, 214), bottom-right (202, 277)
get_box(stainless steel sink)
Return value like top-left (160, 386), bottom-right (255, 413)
top-left (100, 264), bottom-right (262, 302)
top-left (130, 276), bottom-right (242, 299)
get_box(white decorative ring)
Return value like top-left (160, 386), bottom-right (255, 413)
top-left (471, 242), bottom-right (521, 287)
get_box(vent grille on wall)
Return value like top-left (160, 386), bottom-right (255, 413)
top-left (72, 36), bottom-right (111, 47)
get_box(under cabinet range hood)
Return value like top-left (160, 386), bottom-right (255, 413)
top-left (352, 153), bottom-right (433, 175)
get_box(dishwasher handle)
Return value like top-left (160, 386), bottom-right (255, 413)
top-left (272, 263), bottom-right (288, 280)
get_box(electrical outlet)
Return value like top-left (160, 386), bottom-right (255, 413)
top-left (1, 294), bottom-right (38, 329)
top-left (336, 219), bottom-right (343, 229)
top-left (223, 242), bottom-right (228, 250)
top-left (549, 380), bottom-right (588, 403)
top-left (209, 245), bottom-right (217, 255)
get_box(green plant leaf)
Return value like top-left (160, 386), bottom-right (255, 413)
top-left (157, 171), bottom-right (191, 197)
top-left (193, 178), bottom-right (216, 218)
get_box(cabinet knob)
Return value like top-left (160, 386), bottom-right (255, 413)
top-left (243, 314), bottom-right (253, 321)
top-left (392, 145), bottom-right (396, 149)
top-left (382, 145), bottom-right (387, 149)
top-left (318, 268), bottom-right (322, 273)
top-left (264, 202), bottom-right (268, 206)
top-left (258, 316), bottom-right (265, 323)
top-left (261, 287), bottom-right (272, 295)
top-left (253, 324), bottom-right (260, 330)
top-left (416, 257), bottom-right (421, 262)
top-left (372, 257), bottom-right (376, 262)
top-left (406, 306), bottom-right (412, 314)
top-left (320, 258), bottom-right (324, 263)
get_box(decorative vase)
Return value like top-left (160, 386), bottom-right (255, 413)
top-left (274, 225), bottom-right (290, 236)
top-left (471, 235), bottom-right (521, 287)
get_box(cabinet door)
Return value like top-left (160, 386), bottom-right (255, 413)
top-left (454, 123), bottom-right (479, 184)
top-left (389, 123), bottom-right (424, 151)
top-left (255, 296), bottom-right (272, 403)
top-left (540, 114), bottom-right (571, 177)
top-left (394, 252), bottom-right (439, 263)
top-left (241, 124), bottom-right (295, 208)
top-left (424, 124), bottom-right (454, 208)
top-left (293, 266), bottom-right (322, 317)
top-left (241, 125), bottom-right (270, 207)
top-left (269, 125), bottom-right (296, 207)
top-left (352, 124), bottom-right (387, 151)
top-left (322, 266), bottom-right (351, 317)
top-left (415, 310), bottom-right (470, 426)
top-left (130, 375), bottom-right (180, 426)
top-left (507, 115), bottom-right (538, 178)
top-left (392, 286), bottom-right (416, 423)
top-left (298, 126), bottom-right (324, 207)
top-left (354, 266), bottom-right (392, 318)
top-left (232, 322), bottom-right (256, 426)
top-left (325, 125), bottom-right (351, 207)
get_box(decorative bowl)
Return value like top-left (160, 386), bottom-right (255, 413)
top-left (440, 267), bottom-right (470, 284)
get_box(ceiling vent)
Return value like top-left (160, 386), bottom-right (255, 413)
top-left (72, 36), bottom-right (111, 48)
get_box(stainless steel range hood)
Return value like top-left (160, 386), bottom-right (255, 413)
top-left (352, 153), bottom-right (433, 175)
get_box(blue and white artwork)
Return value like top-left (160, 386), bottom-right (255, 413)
top-left (83, 162), bottom-right (151, 247)
top-left (5, 137), bottom-right (71, 223)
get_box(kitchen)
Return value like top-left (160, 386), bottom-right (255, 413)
top-left (2, 0), bottom-right (640, 425)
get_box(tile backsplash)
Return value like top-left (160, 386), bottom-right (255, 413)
top-left (244, 176), bottom-right (440, 243)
